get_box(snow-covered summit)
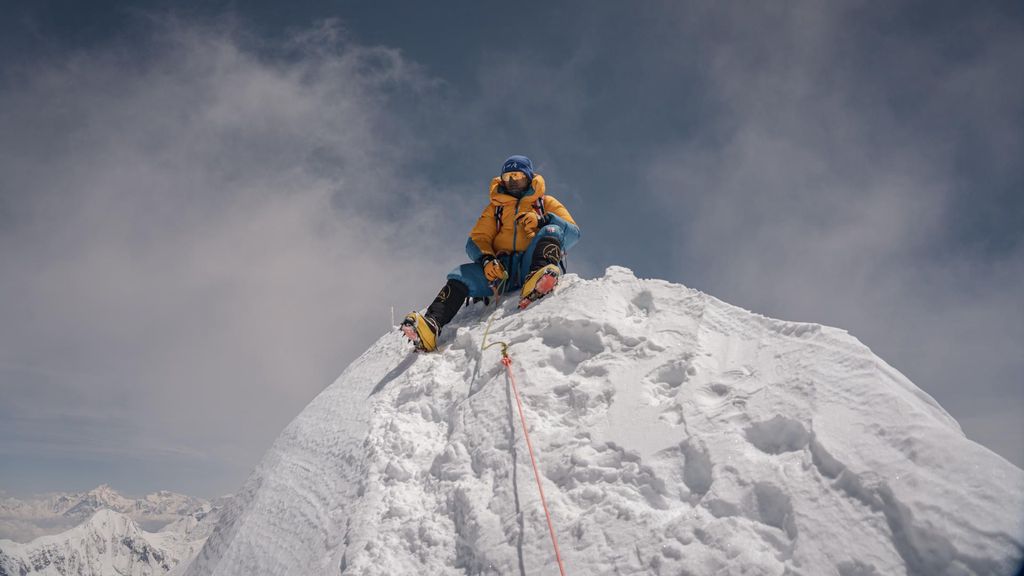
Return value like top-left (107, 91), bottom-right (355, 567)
top-left (60, 484), bottom-right (136, 519)
top-left (0, 504), bottom-right (222, 576)
top-left (184, 267), bottom-right (1024, 575)
top-left (0, 485), bottom-right (207, 520)
top-left (0, 509), bottom-right (175, 575)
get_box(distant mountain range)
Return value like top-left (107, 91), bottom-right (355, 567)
top-left (0, 485), bottom-right (224, 575)
top-left (0, 484), bottom-right (212, 542)
top-left (0, 507), bottom-right (219, 576)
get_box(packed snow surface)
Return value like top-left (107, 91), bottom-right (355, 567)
top-left (185, 267), bottom-right (1024, 576)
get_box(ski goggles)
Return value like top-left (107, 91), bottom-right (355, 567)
top-left (500, 171), bottom-right (529, 186)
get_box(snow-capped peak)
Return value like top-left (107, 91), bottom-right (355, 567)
top-left (0, 484), bottom-right (218, 561)
top-left (177, 267), bottom-right (1023, 575)
top-left (62, 484), bottom-right (136, 517)
top-left (81, 508), bottom-right (144, 538)
top-left (0, 510), bottom-right (175, 576)
top-left (0, 503), bottom-right (224, 576)
top-left (0, 484), bottom-right (211, 538)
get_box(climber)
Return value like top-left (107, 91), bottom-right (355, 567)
top-left (401, 155), bottom-right (581, 352)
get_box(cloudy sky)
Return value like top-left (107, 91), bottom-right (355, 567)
top-left (1, 1), bottom-right (1021, 499)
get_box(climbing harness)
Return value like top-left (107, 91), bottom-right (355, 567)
top-left (480, 276), bottom-right (568, 576)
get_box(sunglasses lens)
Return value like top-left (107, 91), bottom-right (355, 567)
top-left (501, 171), bottom-right (527, 183)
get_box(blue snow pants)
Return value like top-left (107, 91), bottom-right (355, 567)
top-left (447, 223), bottom-right (573, 298)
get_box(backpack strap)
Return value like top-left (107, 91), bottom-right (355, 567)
top-left (494, 205), bottom-right (504, 231)
top-left (533, 196), bottom-right (547, 218)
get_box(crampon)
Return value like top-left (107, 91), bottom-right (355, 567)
top-left (518, 268), bottom-right (559, 310)
top-left (400, 322), bottom-right (423, 350)
top-left (400, 313), bottom-right (438, 352)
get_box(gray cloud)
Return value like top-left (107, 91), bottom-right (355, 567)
top-left (644, 2), bottom-right (1024, 464)
top-left (1, 1), bottom-right (1021, 501)
top-left (422, 0), bottom-right (1024, 467)
top-left (0, 19), bottom-right (457, 496)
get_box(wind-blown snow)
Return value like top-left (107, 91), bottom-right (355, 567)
top-left (184, 266), bottom-right (1024, 575)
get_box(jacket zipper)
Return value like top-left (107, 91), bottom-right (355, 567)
top-left (510, 198), bottom-right (522, 286)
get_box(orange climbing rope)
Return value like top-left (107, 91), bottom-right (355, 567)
top-left (502, 351), bottom-right (568, 576)
top-left (481, 276), bottom-right (567, 575)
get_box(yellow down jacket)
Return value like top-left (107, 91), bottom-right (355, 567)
top-left (468, 174), bottom-right (577, 258)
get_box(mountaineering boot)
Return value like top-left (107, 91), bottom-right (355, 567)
top-left (519, 237), bottom-right (563, 309)
top-left (519, 264), bottom-right (561, 309)
top-left (401, 280), bottom-right (469, 352)
top-left (401, 312), bottom-right (440, 352)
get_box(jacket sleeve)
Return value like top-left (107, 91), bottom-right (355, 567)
top-left (543, 196), bottom-right (581, 252)
top-left (466, 204), bottom-right (497, 262)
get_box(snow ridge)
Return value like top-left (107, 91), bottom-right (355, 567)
top-left (185, 266), bottom-right (1024, 576)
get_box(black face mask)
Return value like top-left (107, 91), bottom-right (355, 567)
top-left (502, 179), bottom-right (530, 197)
top-left (502, 184), bottom-right (525, 198)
